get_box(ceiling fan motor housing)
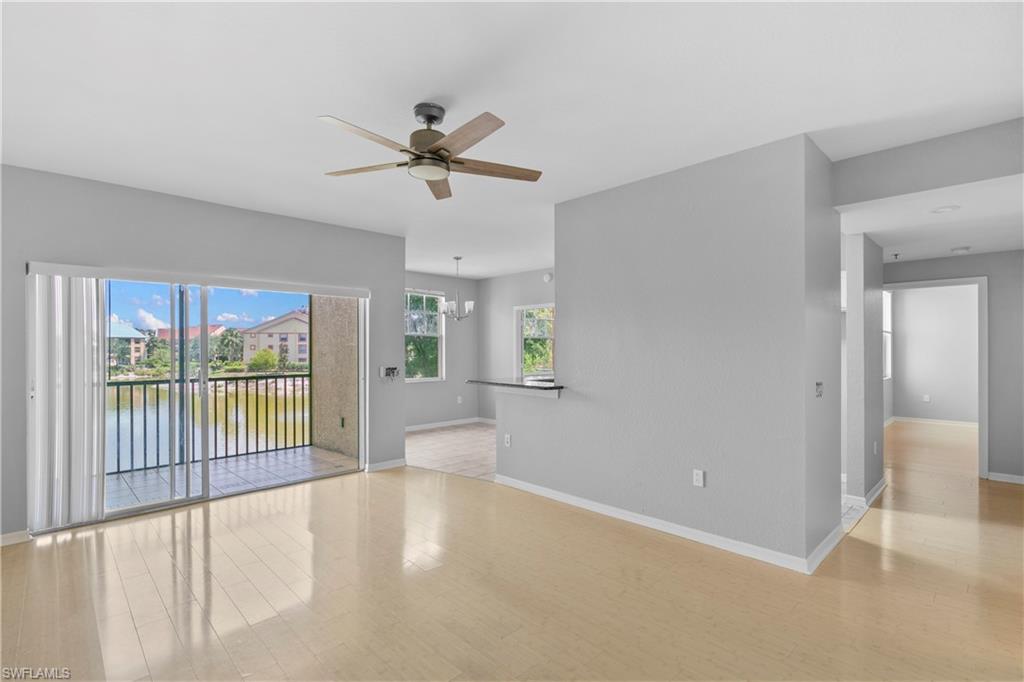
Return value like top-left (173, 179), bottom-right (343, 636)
top-left (409, 127), bottom-right (445, 153)
top-left (413, 102), bottom-right (446, 127)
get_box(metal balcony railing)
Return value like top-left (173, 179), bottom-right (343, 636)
top-left (106, 373), bottom-right (311, 474)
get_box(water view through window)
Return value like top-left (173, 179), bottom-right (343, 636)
top-left (104, 281), bottom-right (358, 511)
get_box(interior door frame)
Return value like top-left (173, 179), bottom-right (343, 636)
top-left (883, 276), bottom-right (989, 478)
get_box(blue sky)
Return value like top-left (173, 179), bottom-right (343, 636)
top-left (107, 280), bottom-right (309, 331)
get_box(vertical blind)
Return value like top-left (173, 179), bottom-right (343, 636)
top-left (27, 274), bottom-right (107, 532)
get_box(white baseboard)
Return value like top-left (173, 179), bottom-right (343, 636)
top-left (1, 530), bottom-right (30, 547)
top-left (494, 475), bottom-right (839, 575)
top-left (891, 416), bottom-right (978, 427)
top-left (406, 417), bottom-right (492, 432)
top-left (366, 458), bottom-right (405, 472)
top-left (987, 472), bottom-right (1024, 485)
top-left (884, 416), bottom-right (896, 427)
top-left (478, 417), bottom-right (496, 425)
top-left (844, 476), bottom-right (887, 507)
top-left (805, 524), bottom-right (844, 574)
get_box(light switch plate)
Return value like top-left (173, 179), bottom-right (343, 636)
top-left (504, 433), bottom-right (511, 447)
top-left (922, 394), bottom-right (931, 403)
top-left (692, 469), bottom-right (705, 488)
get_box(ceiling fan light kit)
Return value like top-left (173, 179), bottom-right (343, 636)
top-left (319, 102), bottom-right (541, 200)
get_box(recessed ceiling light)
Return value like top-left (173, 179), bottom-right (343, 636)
top-left (931, 205), bottom-right (961, 214)
top-left (951, 246), bottom-right (971, 255)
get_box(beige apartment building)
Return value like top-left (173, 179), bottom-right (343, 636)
top-left (242, 308), bottom-right (310, 365)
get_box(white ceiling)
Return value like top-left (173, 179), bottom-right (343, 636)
top-left (839, 175), bottom-right (1024, 262)
top-left (3, 3), bottom-right (1021, 277)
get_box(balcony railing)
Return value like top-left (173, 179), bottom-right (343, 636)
top-left (106, 373), bottom-right (311, 474)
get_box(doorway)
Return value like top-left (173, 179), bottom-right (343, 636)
top-left (883, 277), bottom-right (988, 478)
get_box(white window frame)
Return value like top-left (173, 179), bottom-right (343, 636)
top-left (513, 303), bottom-right (555, 379)
top-left (404, 288), bottom-right (446, 383)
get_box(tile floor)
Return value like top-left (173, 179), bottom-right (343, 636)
top-left (405, 422), bottom-right (496, 479)
top-left (105, 446), bottom-right (359, 510)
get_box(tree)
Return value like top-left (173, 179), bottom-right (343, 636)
top-left (277, 343), bottom-right (289, 368)
top-left (248, 348), bottom-right (278, 372)
top-left (109, 338), bottom-right (131, 366)
top-left (214, 328), bottom-right (244, 363)
top-left (144, 337), bottom-right (171, 369)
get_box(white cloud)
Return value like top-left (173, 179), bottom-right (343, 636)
top-left (261, 315), bottom-right (276, 322)
top-left (129, 297), bottom-right (141, 306)
top-left (151, 294), bottom-right (166, 307)
top-left (110, 312), bottom-right (125, 324)
top-left (240, 289), bottom-right (258, 297)
top-left (217, 312), bottom-right (253, 323)
top-left (136, 308), bottom-right (168, 330)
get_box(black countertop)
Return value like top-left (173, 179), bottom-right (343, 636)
top-left (466, 378), bottom-right (564, 391)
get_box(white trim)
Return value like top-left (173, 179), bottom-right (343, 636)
top-left (884, 277), bottom-right (988, 478)
top-left (844, 476), bottom-right (887, 507)
top-left (405, 377), bottom-right (446, 384)
top-left (494, 475), bottom-right (840, 575)
top-left (987, 472), bottom-right (1024, 485)
top-left (891, 416), bottom-right (978, 427)
top-left (366, 458), bottom-right (405, 472)
top-left (1, 531), bottom-right (30, 546)
top-left (478, 417), bottom-right (496, 425)
top-left (27, 261), bottom-right (371, 299)
top-left (884, 416), bottom-right (896, 427)
top-left (405, 417), bottom-right (488, 432)
top-left (805, 524), bottom-right (844, 574)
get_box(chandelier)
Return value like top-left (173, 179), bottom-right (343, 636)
top-left (443, 256), bottom-right (475, 322)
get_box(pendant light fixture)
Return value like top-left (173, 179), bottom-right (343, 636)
top-left (443, 256), bottom-right (475, 322)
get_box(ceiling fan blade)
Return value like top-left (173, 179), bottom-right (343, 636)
top-left (427, 179), bottom-right (452, 200)
top-left (324, 161), bottom-right (407, 177)
top-left (450, 157), bottom-right (542, 182)
top-left (426, 112), bottom-right (504, 158)
top-left (318, 115), bottom-right (409, 154)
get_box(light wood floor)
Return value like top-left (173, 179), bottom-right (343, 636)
top-left (405, 423), bottom-right (496, 480)
top-left (1, 421), bottom-right (1020, 679)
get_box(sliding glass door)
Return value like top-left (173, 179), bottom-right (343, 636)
top-left (30, 265), bottom-right (366, 530)
top-left (105, 281), bottom-right (209, 514)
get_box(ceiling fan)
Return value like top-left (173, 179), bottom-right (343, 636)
top-left (318, 102), bottom-right (542, 200)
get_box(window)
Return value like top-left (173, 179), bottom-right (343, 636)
top-left (279, 334), bottom-right (288, 342)
top-left (298, 344), bottom-right (307, 354)
top-left (267, 333), bottom-right (273, 338)
top-left (516, 305), bottom-right (555, 378)
top-left (882, 290), bottom-right (892, 379)
top-left (298, 334), bottom-right (307, 342)
top-left (249, 344), bottom-right (255, 351)
top-left (249, 333), bottom-right (256, 339)
top-left (404, 291), bottom-right (443, 380)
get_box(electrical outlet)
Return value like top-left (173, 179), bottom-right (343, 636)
top-left (457, 395), bottom-right (463, 404)
top-left (504, 433), bottom-right (511, 447)
top-left (692, 469), bottom-right (705, 488)
top-left (922, 394), bottom-right (931, 403)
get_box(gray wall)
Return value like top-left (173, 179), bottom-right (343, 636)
top-left (885, 250), bottom-right (1023, 477)
top-left (883, 379), bottom-right (893, 423)
top-left (832, 118), bottom-right (1023, 206)
top-left (1, 166), bottom-right (407, 534)
top-left (404, 271), bottom-right (480, 427)
top-left (845, 234), bottom-right (885, 499)
top-left (892, 285), bottom-right (978, 422)
top-left (476, 269), bottom-right (555, 420)
top-left (496, 135), bottom-right (839, 559)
